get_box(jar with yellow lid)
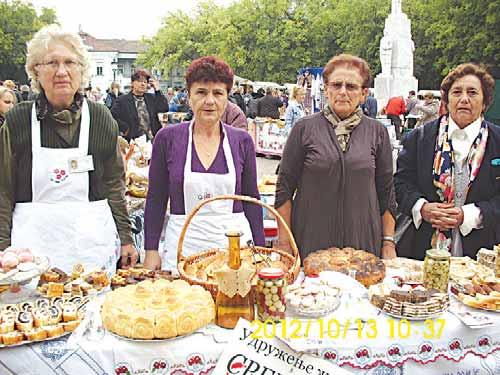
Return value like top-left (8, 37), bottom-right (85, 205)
top-left (423, 249), bottom-right (450, 292)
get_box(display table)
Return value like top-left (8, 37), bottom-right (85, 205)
top-left (1, 299), bottom-right (498, 374)
top-left (251, 117), bottom-right (287, 157)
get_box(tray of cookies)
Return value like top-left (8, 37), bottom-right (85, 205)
top-left (0, 296), bottom-right (88, 347)
top-left (450, 275), bottom-right (500, 312)
top-left (369, 284), bottom-right (449, 320)
top-left (110, 267), bottom-right (174, 289)
top-left (0, 248), bottom-right (49, 286)
top-left (37, 265), bottom-right (110, 298)
top-left (285, 279), bottom-right (341, 318)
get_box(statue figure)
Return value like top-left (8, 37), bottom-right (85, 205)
top-left (380, 30), bottom-right (393, 76)
top-left (392, 0), bottom-right (402, 14)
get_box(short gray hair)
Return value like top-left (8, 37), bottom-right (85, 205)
top-left (25, 24), bottom-right (91, 91)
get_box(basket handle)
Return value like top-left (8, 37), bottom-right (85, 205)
top-left (176, 194), bottom-right (299, 263)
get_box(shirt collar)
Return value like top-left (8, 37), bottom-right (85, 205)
top-left (448, 115), bottom-right (482, 141)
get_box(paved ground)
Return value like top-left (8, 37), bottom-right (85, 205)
top-left (256, 155), bottom-right (280, 180)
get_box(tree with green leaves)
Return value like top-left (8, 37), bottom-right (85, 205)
top-left (0, 1), bottom-right (58, 83)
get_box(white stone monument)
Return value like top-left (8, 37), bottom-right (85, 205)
top-left (374, 0), bottom-right (418, 110)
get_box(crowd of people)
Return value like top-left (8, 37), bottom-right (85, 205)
top-left (0, 24), bottom-right (498, 274)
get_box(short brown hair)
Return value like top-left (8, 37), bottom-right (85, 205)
top-left (440, 63), bottom-right (495, 110)
top-left (185, 56), bottom-right (234, 93)
top-left (322, 54), bottom-right (372, 88)
top-left (131, 69), bottom-right (151, 82)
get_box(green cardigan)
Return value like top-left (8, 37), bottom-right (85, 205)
top-left (0, 100), bottom-right (133, 250)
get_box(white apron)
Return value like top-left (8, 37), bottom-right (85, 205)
top-left (162, 121), bottom-right (253, 271)
top-left (11, 100), bottom-right (119, 275)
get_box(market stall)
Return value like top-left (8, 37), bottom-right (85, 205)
top-left (1, 196), bottom-right (499, 375)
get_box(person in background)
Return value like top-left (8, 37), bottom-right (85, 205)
top-left (405, 90), bottom-right (419, 129)
top-left (284, 86), bottom-right (306, 132)
top-left (166, 87), bottom-right (175, 104)
top-left (20, 85), bottom-right (30, 101)
top-left (143, 56), bottom-right (264, 271)
top-left (3, 80), bottom-right (23, 104)
top-left (0, 87), bottom-right (17, 127)
top-left (245, 86), bottom-right (259, 119)
top-left (229, 85), bottom-right (246, 114)
top-left (0, 25), bottom-right (137, 273)
top-left (104, 82), bottom-right (122, 109)
top-left (111, 69), bottom-right (169, 141)
top-left (384, 95), bottom-right (406, 140)
top-left (257, 87), bottom-right (283, 119)
top-left (221, 101), bottom-right (248, 130)
top-left (415, 91), bottom-right (440, 127)
top-left (395, 63), bottom-right (500, 259)
top-left (362, 89), bottom-right (378, 118)
top-left (275, 54), bottom-right (396, 259)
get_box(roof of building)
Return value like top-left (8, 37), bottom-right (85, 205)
top-left (78, 31), bottom-right (147, 54)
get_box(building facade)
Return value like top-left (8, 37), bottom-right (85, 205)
top-left (78, 31), bottom-right (147, 93)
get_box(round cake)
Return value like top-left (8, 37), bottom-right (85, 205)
top-left (303, 247), bottom-right (385, 287)
top-left (101, 279), bottom-right (215, 339)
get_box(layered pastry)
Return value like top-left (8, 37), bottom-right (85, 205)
top-left (369, 283), bottom-right (449, 318)
top-left (101, 279), bottom-right (215, 339)
top-left (304, 247), bottom-right (386, 287)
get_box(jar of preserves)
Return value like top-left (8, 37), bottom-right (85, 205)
top-left (423, 249), bottom-right (450, 292)
top-left (256, 268), bottom-right (286, 322)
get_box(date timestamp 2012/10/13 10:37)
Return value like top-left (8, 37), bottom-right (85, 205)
top-left (250, 318), bottom-right (446, 340)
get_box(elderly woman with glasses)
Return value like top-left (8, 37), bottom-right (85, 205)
top-left (0, 25), bottom-right (137, 273)
top-left (275, 54), bottom-right (396, 260)
top-left (395, 63), bottom-right (500, 259)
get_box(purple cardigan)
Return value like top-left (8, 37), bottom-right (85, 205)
top-left (144, 121), bottom-right (265, 250)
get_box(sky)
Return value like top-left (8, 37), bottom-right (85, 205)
top-left (30, 0), bottom-right (234, 40)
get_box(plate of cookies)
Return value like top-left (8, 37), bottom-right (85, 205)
top-left (285, 279), bottom-right (342, 318)
top-left (450, 275), bottom-right (500, 312)
top-left (37, 265), bottom-right (110, 298)
top-left (0, 248), bottom-right (50, 286)
top-left (369, 284), bottom-right (449, 320)
top-left (0, 296), bottom-right (88, 347)
top-left (110, 266), bottom-right (175, 290)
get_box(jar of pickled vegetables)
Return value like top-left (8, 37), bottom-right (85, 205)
top-left (256, 268), bottom-right (286, 322)
top-left (423, 249), bottom-right (450, 292)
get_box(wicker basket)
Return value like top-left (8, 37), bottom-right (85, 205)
top-left (177, 194), bottom-right (300, 298)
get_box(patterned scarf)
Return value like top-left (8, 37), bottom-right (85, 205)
top-left (36, 90), bottom-right (83, 124)
top-left (133, 95), bottom-right (152, 140)
top-left (323, 104), bottom-right (363, 151)
top-left (431, 115), bottom-right (488, 250)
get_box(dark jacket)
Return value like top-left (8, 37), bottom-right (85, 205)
top-left (110, 91), bottom-right (168, 140)
top-left (104, 91), bottom-right (122, 109)
top-left (229, 92), bottom-right (246, 114)
top-left (394, 117), bottom-right (500, 260)
top-left (257, 94), bottom-right (283, 119)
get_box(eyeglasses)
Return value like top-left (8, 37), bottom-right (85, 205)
top-left (37, 59), bottom-right (81, 72)
top-left (325, 81), bottom-right (363, 92)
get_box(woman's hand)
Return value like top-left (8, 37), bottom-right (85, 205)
top-left (120, 244), bottom-right (139, 268)
top-left (381, 241), bottom-right (397, 259)
top-left (421, 202), bottom-right (463, 231)
top-left (143, 250), bottom-right (162, 270)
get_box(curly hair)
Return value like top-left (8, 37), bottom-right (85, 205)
top-left (131, 69), bottom-right (151, 82)
top-left (185, 56), bottom-right (234, 93)
top-left (322, 54), bottom-right (372, 88)
top-left (440, 63), bottom-right (495, 110)
top-left (25, 25), bottom-right (91, 91)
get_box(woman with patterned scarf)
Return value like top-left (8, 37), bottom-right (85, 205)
top-left (395, 63), bottom-right (500, 260)
top-left (0, 25), bottom-right (138, 273)
top-left (275, 54), bottom-right (396, 260)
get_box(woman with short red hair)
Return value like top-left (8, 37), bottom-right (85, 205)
top-left (143, 56), bottom-right (264, 270)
